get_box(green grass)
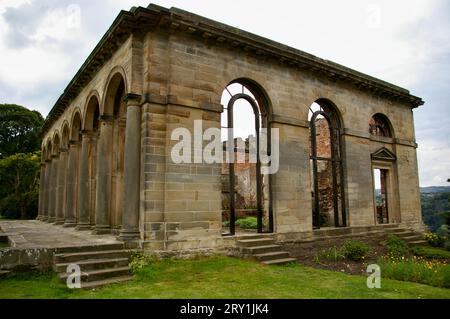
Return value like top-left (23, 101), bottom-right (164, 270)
top-left (0, 242), bottom-right (9, 248)
top-left (412, 246), bottom-right (450, 260)
top-left (0, 256), bottom-right (449, 299)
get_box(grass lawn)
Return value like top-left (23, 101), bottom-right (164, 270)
top-left (0, 256), bottom-right (449, 299)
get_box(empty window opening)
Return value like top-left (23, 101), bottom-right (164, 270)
top-left (309, 101), bottom-right (346, 229)
top-left (221, 82), bottom-right (273, 235)
top-left (369, 114), bottom-right (392, 137)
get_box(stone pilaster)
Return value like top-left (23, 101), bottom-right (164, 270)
top-left (119, 95), bottom-right (142, 242)
top-left (48, 155), bottom-right (59, 223)
top-left (77, 132), bottom-right (93, 230)
top-left (37, 162), bottom-right (46, 220)
top-left (55, 149), bottom-right (68, 225)
top-left (41, 160), bottom-right (51, 222)
top-left (93, 116), bottom-right (113, 234)
top-left (64, 141), bottom-right (79, 227)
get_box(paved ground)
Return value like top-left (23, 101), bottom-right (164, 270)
top-left (0, 220), bottom-right (120, 249)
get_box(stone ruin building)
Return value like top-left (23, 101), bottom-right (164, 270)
top-left (37, 4), bottom-right (425, 256)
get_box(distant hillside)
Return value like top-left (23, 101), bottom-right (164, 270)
top-left (420, 186), bottom-right (450, 194)
top-left (373, 186), bottom-right (450, 232)
top-left (420, 187), bottom-right (450, 232)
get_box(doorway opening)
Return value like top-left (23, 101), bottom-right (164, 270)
top-left (373, 168), bottom-right (389, 224)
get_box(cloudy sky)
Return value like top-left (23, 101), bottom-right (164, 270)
top-left (0, 0), bottom-right (449, 186)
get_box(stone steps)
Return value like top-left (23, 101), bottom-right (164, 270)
top-left (54, 250), bottom-right (130, 263)
top-left (54, 257), bottom-right (129, 272)
top-left (237, 236), bottom-right (296, 265)
top-left (53, 244), bottom-right (133, 289)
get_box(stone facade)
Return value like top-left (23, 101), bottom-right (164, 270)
top-left (38, 5), bottom-right (425, 254)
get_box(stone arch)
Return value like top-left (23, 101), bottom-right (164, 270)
top-left (216, 74), bottom-right (271, 106)
top-left (101, 67), bottom-right (128, 116)
top-left (60, 121), bottom-right (70, 150)
top-left (228, 77), bottom-right (273, 121)
top-left (369, 113), bottom-right (394, 138)
top-left (304, 93), bottom-right (346, 128)
top-left (45, 139), bottom-right (52, 160)
top-left (83, 93), bottom-right (101, 132)
top-left (311, 98), bottom-right (344, 129)
top-left (70, 109), bottom-right (83, 142)
top-left (97, 67), bottom-right (128, 228)
top-left (51, 131), bottom-right (61, 156)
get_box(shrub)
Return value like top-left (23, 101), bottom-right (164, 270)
top-left (386, 234), bottom-right (410, 257)
top-left (423, 232), bottom-right (447, 248)
top-left (235, 217), bottom-right (258, 230)
top-left (129, 251), bottom-right (157, 274)
top-left (342, 240), bottom-right (370, 261)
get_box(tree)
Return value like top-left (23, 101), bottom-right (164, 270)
top-left (0, 104), bottom-right (44, 158)
top-left (0, 152), bottom-right (41, 220)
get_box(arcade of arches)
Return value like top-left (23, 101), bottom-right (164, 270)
top-left (38, 5), bottom-right (425, 252)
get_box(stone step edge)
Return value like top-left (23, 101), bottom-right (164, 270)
top-left (55, 249), bottom-right (130, 259)
top-left (54, 257), bottom-right (130, 271)
top-left (80, 275), bottom-right (134, 290)
top-left (261, 258), bottom-right (297, 265)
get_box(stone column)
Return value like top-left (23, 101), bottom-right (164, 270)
top-left (93, 116), bottom-right (113, 234)
top-left (119, 96), bottom-right (142, 241)
top-left (41, 160), bottom-right (51, 222)
top-left (77, 132), bottom-right (93, 230)
top-left (64, 141), bottom-right (79, 227)
top-left (55, 149), bottom-right (68, 225)
top-left (48, 156), bottom-right (58, 223)
top-left (37, 162), bottom-right (46, 220)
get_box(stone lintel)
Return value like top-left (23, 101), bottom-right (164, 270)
top-left (142, 93), bottom-right (223, 113)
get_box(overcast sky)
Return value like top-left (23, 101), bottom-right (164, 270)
top-left (0, 0), bottom-right (449, 186)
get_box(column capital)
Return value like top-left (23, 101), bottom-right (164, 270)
top-left (123, 93), bottom-right (142, 105)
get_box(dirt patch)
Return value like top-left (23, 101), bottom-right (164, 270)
top-left (282, 234), bottom-right (388, 276)
top-left (298, 244), bottom-right (387, 276)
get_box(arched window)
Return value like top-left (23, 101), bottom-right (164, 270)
top-left (309, 100), bottom-right (346, 229)
top-left (220, 81), bottom-right (273, 235)
top-left (369, 113), bottom-right (392, 137)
